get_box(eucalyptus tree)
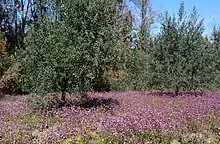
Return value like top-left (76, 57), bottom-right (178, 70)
top-left (129, 0), bottom-right (155, 52)
top-left (0, 0), bottom-right (42, 51)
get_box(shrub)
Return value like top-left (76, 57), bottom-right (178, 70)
top-left (0, 33), bottom-right (8, 77)
top-left (0, 31), bottom-right (22, 96)
top-left (0, 62), bottom-right (22, 94)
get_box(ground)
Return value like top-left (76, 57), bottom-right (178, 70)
top-left (0, 92), bottom-right (220, 143)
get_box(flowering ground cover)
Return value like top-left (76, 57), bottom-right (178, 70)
top-left (1, 92), bottom-right (220, 143)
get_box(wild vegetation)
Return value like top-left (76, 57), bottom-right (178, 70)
top-left (1, 92), bottom-right (220, 143)
top-left (1, 0), bottom-right (220, 143)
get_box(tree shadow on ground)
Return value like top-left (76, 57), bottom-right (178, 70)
top-left (61, 92), bottom-right (120, 109)
top-left (27, 92), bottom-right (121, 113)
top-left (78, 97), bottom-right (120, 109)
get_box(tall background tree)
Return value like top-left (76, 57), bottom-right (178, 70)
top-left (132, 0), bottom-right (154, 52)
top-left (113, 0), bottom-right (155, 91)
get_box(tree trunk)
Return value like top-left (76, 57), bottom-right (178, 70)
top-left (61, 91), bottom-right (66, 102)
top-left (175, 86), bottom-right (179, 96)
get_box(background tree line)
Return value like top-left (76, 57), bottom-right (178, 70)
top-left (1, 0), bottom-right (220, 102)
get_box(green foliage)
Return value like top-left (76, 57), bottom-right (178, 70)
top-left (61, 0), bottom-right (127, 92)
top-left (211, 26), bottom-right (220, 88)
top-left (147, 2), bottom-right (216, 94)
top-left (22, 0), bottom-right (125, 96)
top-left (22, 19), bottom-right (80, 95)
top-left (2, 1), bottom-right (220, 96)
top-left (135, 0), bottom-right (155, 53)
top-left (212, 25), bottom-right (220, 48)
top-left (115, 49), bottom-right (149, 91)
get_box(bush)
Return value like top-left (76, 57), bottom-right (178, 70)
top-left (0, 31), bottom-right (22, 96)
top-left (0, 62), bottom-right (22, 94)
top-left (0, 33), bottom-right (8, 77)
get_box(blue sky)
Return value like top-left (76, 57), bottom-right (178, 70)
top-left (127, 0), bottom-right (220, 36)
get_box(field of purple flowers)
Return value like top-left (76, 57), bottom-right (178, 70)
top-left (1, 92), bottom-right (220, 143)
